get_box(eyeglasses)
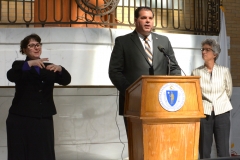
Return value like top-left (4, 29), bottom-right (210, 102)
top-left (200, 48), bottom-right (214, 52)
top-left (28, 43), bottom-right (42, 49)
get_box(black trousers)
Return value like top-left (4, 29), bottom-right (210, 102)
top-left (199, 111), bottom-right (230, 159)
top-left (6, 113), bottom-right (55, 160)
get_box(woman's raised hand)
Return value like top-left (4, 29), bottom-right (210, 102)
top-left (28, 58), bottom-right (49, 68)
top-left (45, 64), bottom-right (62, 72)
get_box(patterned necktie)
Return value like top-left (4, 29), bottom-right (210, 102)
top-left (144, 37), bottom-right (153, 65)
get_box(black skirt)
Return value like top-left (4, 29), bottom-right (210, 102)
top-left (6, 113), bottom-right (55, 160)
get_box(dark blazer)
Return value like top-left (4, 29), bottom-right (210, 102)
top-left (108, 30), bottom-right (181, 115)
top-left (7, 58), bottom-right (71, 117)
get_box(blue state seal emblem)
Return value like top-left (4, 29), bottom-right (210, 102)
top-left (159, 83), bottom-right (185, 112)
top-left (166, 90), bottom-right (178, 106)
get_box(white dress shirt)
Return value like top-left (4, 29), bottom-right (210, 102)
top-left (192, 63), bottom-right (232, 115)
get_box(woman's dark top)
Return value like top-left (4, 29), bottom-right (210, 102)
top-left (7, 57), bottom-right (71, 117)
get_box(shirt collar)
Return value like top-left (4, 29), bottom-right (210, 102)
top-left (203, 63), bottom-right (217, 72)
top-left (137, 32), bottom-right (152, 42)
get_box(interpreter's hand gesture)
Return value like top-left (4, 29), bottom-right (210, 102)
top-left (46, 64), bottom-right (62, 72)
top-left (27, 58), bottom-right (49, 68)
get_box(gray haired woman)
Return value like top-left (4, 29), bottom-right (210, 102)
top-left (192, 39), bottom-right (232, 158)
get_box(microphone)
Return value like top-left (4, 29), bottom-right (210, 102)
top-left (157, 45), bottom-right (186, 76)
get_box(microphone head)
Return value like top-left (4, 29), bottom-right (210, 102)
top-left (157, 45), bottom-right (165, 52)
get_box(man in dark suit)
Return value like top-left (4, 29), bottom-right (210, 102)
top-left (108, 6), bottom-right (181, 127)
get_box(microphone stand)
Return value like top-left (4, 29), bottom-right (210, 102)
top-left (158, 46), bottom-right (186, 76)
top-left (167, 58), bottom-right (170, 75)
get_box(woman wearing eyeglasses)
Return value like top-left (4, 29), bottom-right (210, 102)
top-left (6, 33), bottom-right (71, 160)
top-left (192, 39), bottom-right (232, 158)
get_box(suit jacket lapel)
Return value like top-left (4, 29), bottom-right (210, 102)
top-left (130, 31), bottom-right (152, 66)
top-left (152, 33), bottom-right (159, 67)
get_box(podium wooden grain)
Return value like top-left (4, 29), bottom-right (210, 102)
top-left (124, 76), bottom-right (205, 160)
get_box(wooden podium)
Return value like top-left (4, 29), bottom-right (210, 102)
top-left (124, 76), bottom-right (205, 160)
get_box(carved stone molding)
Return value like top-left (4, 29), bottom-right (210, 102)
top-left (75, 0), bottom-right (119, 16)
